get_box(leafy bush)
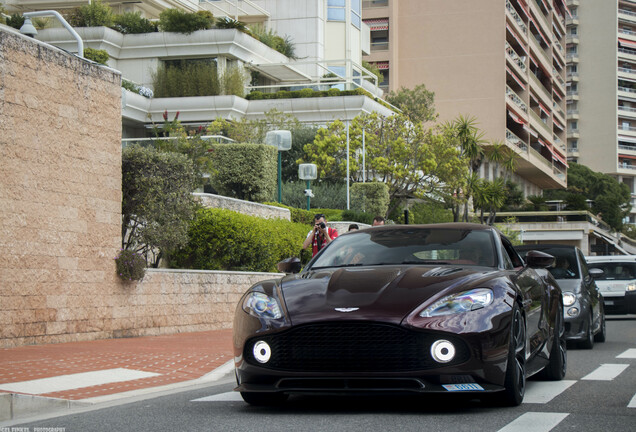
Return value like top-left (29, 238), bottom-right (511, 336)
top-left (263, 202), bottom-right (314, 225)
top-left (84, 47), bottom-right (109, 65)
top-left (341, 210), bottom-right (374, 225)
top-left (278, 181), bottom-right (347, 209)
top-left (209, 143), bottom-right (277, 202)
top-left (215, 17), bottom-right (250, 33)
top-left (390, 200), bottom-right (453, 224)
top-left (122, 145), bottom-right (200, 267)
top-left (220, 66), bottom-right (247, 97)
top-left (152, 60), bottom-right (220, 97)
top-left (350, 182), bottom-right (389, 217)
top-left (158, 8), bottom-right (214, 34)
top-left (114, 249), bottom-right (146, 281)
top-left (65, 0), bottom-right (114, 27)
top-left (5, 13), bottom-right (24, 30)
top-left (249, 24), bottom-right (297, 58)
top-left (112, 11), bottom-right (157, 34)
top-left (122, 79), bottom-right (154, 98)
top-left (172, 208), bottom-right (311, 271)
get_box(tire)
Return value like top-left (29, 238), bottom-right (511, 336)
top-left (495, 304), bottom-right (526, 406)
top-left (594, 306), bottom-right (606, 343)
top-left (240, 392), bottom-right (289, 406)
top-left (537, 308), bottom-right (566, 381)
top-left (578, 312), bottom-right (594, 349)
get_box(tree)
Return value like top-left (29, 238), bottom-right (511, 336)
top-left (122, 145), bottom-right (199, 267)
top-left (386, 84), bottom-right (437, 124)
top-left (300, 112), bottom-right (468, 215)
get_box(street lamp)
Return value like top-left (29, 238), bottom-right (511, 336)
top-left (266, 130), bottom-right (292, 203)
top-left (299, 163), bottom-right (317, 211)
top-left (19, 10), bottom-right (84, 58)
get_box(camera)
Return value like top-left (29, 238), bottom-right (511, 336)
top-left (318, 222), bottom-right (326, 229)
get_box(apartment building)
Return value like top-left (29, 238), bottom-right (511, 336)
top-left (565, 0), bottom-right (636, 224)
top-left (363, 0), bottom-right (569, 197)
top-left (5, 0), bottom-right (389, 136)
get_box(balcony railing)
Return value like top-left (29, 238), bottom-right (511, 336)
top-left (619, 66), bottom-right (636, 74)
top-left (619, 48), bottom-right (636, 57)
top-left (620, 124), bottom-right (636, 132)
top-left (619, 144), bottom-right (636, 151)
top-left (506, 0), bottom-right (528, 34)
top-left (507, 128), bottom-right (528, 151)
top-left (619, 28), bottom-right (636, 36)
top-left (506, 85), bottom-right (528, 113)
top-left (619, 105), bottom-right (636, 112)
top-left (554, 39), bottom-right (565, 55)
top-left (506, 42), bottom-right (527, 72)
top-left (370, 41), bottom-right (389, 51)
top-left (122, 135), bottom-right (235, 148)
top-left (619, 8), bottom-right (636, 17)
top-left (619, 85), bottom-right (636, 94)
top-left (363, 0), bottom-right (388, 7)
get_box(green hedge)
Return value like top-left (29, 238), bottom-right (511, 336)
top-left (171, 208), bottom-right (311, 271)
top-left (350, 182), bottom-right (389, 217)
top-left (209, 143), bottom-right (277, 202)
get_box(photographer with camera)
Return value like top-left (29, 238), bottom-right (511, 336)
top-left (302, 213), bottom-right (338, 257)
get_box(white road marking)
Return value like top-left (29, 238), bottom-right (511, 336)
top-left (497, 412), bottom-right (569, 432)
top-left (523, 380), bottom-right (576, 404)
top-left (581, 364), bottom-right (629, 381)
top-left (0, 368), bottom-right (160, 395)
top-left (617, 349), bottom-right (636, 359)
top-left (192, 391), bottom-right (244, 402)
top-left (629, 393), bottom-right (636, 408)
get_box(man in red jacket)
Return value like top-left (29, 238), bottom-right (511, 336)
top-left (302, 213), bottom-right (338, 257)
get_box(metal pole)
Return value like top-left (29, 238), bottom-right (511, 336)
top-left (277, 151), bottom-right (282, 203)
top-left (362, 128), bottom-right (366, 182)
top-left (346, 121), bottom-right (350, 210)
top-left (306, 180), bottom-right (311, 211)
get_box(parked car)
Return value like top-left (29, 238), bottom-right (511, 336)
top-left (516, 244), bottom-right (605, 349)
top-left (233, 223), bottom-right (566, 407)
top-left (586, 255), bottom-right (636, 315)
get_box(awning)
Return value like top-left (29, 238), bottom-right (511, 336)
top-left (250, 63), bottom-right (312, 82)
top-left (553, 118), bottom-right (564, 130)
top-left (619, 38), bottom-right (636, 49)
top-left (528, 15), bottom-right (549, 46)
top-left (524, 124), bottom-right (538, 137)
top-left (373, 61), bottom-right (389, 70)
top-left (552, 148), bottom-right (569, 167)
top-left (539, 102), bottom-right (551, 116)
top-left (364, 18), bottom-right (388, 31)
top-left (619, 153), bottom-right (636, 160)
top-left (506, 66), bottom-right (526, 89)
top-left (508, 110), bottom-right (527, 125)
top-left (552, 22), bottom-right (563, 39)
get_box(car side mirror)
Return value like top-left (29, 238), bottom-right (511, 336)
top-left (525, 250), bottom-right (555, 269)
top-left (589, 268), bottom-right (604, 278)
top-left (277, 257), bottom-right (302, 274)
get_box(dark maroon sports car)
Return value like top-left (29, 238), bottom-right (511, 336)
top-left (233, 223), bottom-right (566, 406)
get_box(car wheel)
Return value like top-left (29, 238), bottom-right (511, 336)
top-left (578, 312), bottom-right (594, 349)
top-left (537, 308), bottom-right (566, 381)
top-left (240, 392), bottom-right (289, 406)
top-left (495, 304), bottom-right (526, 406)
top-left (594, 307), bottom-right (606, 343)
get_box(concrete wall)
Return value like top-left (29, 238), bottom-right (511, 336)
top-left (195, 193), bottom-right (291, 220)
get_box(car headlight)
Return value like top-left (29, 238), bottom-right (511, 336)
top-left (243, 292), bottom-right (282, 319)
top-left (627, 283), bottom-right (636, 292)
top-left (562, 292), bottom-right (576, 306)
top-left (420, 288), bottom-right (493, 317)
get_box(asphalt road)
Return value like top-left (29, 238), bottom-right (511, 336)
top-left (8, 316), bottom-right (636, 432)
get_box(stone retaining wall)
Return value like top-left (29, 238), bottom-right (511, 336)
top-left (195, 193), bottom-right (290, 220)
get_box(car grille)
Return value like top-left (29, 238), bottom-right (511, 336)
top-left (245, 322), bottom-right (470, 372)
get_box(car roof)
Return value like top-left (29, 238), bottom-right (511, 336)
top-left (586, 255), bottom-right (636, 262)
top-left (516, 244), bottom-right (579, 251)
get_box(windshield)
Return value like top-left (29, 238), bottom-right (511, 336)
top-left (589, 262), bottom-right (636, 280)
top-left (309, 228), bottom-right (496, 269)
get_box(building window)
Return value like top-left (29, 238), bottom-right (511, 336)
top-left (370, 30), bottom-right (389, 50)
top-left (328, 0), bottom-right (346, 21)
top-left (352, 0), bottom-right (361, 28)
top-left (569, 140), bottom-right (578, 150)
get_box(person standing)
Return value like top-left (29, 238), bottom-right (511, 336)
top-left (302, 214), bottom-right (338, 257)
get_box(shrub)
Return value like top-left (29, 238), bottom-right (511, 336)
top-left (152, 60), bottom-right (220, 97)
top-left (5, 13), bottom-right (24, 30)
top-left (122, 145), bottom-right (200, 267)
top-left (350, 182), bottom-right (389, 217)
top-left (122, 79), bottom-right (154, 98)
top-left (215, 17), bottom-right (250, 34)
top-left (172, 208), bottom-right (311, 271)
top-left (158, 8), bottom-right (214, 34)
top-left (209, 143), bottom-right (277, 202)
top-left (114, 249), bottom-right (146, 281)
top-left (221, 66), bottom-right (247, 97)
top-left (341, 210), bottom-right (374, 225)
top-left (112, 11), bottom-right (157, 34)
top-left (84, 47), bottom-right (109, 65)
top-left (65, 0), bottom-right (114, 27)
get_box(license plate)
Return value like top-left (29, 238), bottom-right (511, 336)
top-left (442, 383), bottom-right (484, 391)
top-left (605, 300), bottom-right (614, 305)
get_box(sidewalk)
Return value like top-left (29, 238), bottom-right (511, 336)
top-left (0, 329), bottom-right (234, 421)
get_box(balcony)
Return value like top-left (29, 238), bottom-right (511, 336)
top-left (529, 109), bottom-right (552, 140)
top-left (567, 71), bottom-right (579, 82)
top-left (363, 0), bottom-right (389, 7)
top-left (506, 0), bottom-right (528, 36)
top-left (506, 85), bottom-right (528, 113)
top-left (567, 52), bottom-right (579, 63)
top-left (566, 90), bottom-right (579, 101)
top-left (506, 128), bottom-right (528, 152)
top-left (619, 48), bottom-right (636, 61)
top-left (619, 9), bottom-right (636, 23)
top-left (506, 42), bottom-right (528, 74)
top-left (567, 34), bottom-right (579, 44)
top-left (567, 129), bottom-right (580, 139)
top-left (566, 16), bottom-right (579, 26)
top-left (619, 105), bottom-right (636, 119)
top-left (567, 109), bottom-right (579, 120)
top-left (529, 73), bottom-right (553, 108)
top-left (529, 36), bottom-right (552, 71)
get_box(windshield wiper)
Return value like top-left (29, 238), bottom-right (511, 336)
top-left (310, 263), bottom-right (365, 270)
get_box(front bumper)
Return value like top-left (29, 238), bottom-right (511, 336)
top-left (603, 291), bottom-right (636, 315)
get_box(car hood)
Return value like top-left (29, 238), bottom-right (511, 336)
top-left (279, 265), bottom-right (500, 325)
